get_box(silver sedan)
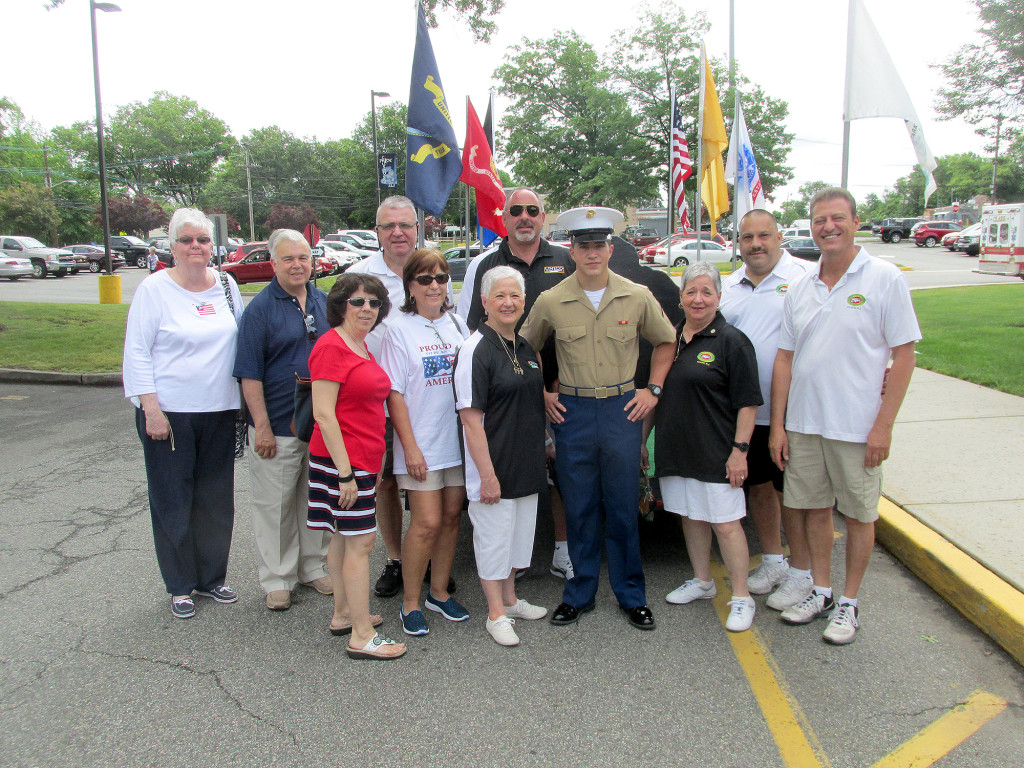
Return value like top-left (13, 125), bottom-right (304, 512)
top-left (0, 254), bottom-right (34, 281)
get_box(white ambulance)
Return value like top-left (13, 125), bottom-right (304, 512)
top-left (975, 202), bottom-right (1024, 279)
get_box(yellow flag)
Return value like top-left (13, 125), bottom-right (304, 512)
top-left (700, 48), bottom-right (729, 237)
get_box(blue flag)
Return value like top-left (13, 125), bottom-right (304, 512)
top-left (406, 5), bottom-right (461, 217)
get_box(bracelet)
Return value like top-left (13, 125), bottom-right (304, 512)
top-left (338, 471), bottom-right (355, 483)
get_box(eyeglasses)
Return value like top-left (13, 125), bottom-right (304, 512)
top-left (508, 204), bottom-right (540, 218)
top-left (303, 314), bottom-right (317, 342)
top-left (412, 273), bottom-right (450, 286)
top-left (176, 236), bottom-right (212, 245)
top-left (376, 222), bottom-right (417, 233)
top-left (346, 297), bottom-right (383, 308)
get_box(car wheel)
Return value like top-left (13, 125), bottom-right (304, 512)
top-left (88, 261), bottom-right (101, 273)
top-left (924, 236), bottom-right (937, 248)
top-left (966, 243), bottom-right (980, 257)
top-left (7, 276), bottom-right (21, 281)
top-left (672, 256), bottom-right (689, 267)
top-left (31, 261), bottom-right (46, 279)
top-left (946, 246), bottom-right (956, 251)
top-left (136, 255), bottom-right (147, 268)
top-left (54, 269), bottom-right (67, 278)
top-left (889, 232), bottom-right (902, 244)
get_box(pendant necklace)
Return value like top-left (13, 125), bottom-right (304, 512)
top-left (500, 333), bottom-right (524, 375)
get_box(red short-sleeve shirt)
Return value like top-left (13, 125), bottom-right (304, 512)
top-left (308, 329), bottom-right (392, 473)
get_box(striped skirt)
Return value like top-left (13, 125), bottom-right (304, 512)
top-left (307, 454), bottom-right (377, 536)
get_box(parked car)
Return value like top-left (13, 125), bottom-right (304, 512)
top-left (338, 229), bottom-right (379, 248)
top-left (879, 217), bottom-right (923, 244)
top-left (941, 230), bottom-right (961, 250)
top-left (622, 226), bottom-right (661, 249)
top-left (66, 244), bottom-right (128, 272)
top-left (317, 241), bottom-right (362, 272)
top-left (954, 222), bottom-right (984, 254)
top-left (781, 227), bottom-right (811, 240)
top-left (547, 230), bottom-right (571, 245)
top-left (322, 233), bottom-right (378, 257)
top-left (221, 246), bottom-right (332, 284)
top-left (0, 236), bottom-right (76, 278)
top-left (912, 220), bottom-right (962, 248)
top-left (782, 237), bottom-right (822, 261)
top-left (108, 235), bottom-right (151, 267)
top-left (442, 244), bottom-right (485, 281)
top-left (646, 238), bottom-right (727, 267)
top-left (147, 237), bottom-right (173, 261)
top-left (0, 254), bottom-right (34, 281)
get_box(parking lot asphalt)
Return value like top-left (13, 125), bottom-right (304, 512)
top-left (1, 382), bottom-right (1022, 768)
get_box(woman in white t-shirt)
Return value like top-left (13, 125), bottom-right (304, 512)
top-left (380, 249), bottom-right (470, 637)
top-left (123, 208), bottom-right (244, 621)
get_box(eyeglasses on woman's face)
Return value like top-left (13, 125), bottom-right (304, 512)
top-left (175, 235), bottom-right (212, 245)
top-left (412, 273), bottom-right (450, 286)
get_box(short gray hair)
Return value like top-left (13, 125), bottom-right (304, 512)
top-left (168, 208), bottom-right (213, 243)
top-left (268, 228), bottom-right (310, 260)
top-left (376, 195), bottom-right (417, 225)
top-left (681, 261), bottom-right (722, 294)
top-left (480, 265), bottom-right (524, 298)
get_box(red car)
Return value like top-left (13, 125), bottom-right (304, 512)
top-left (912, 221), bottom-right (962, 248)
top-left (220, 245), bottom-right (332, 284)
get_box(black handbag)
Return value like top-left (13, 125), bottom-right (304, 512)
top-left (220, 273), bottom-right (247, 459)
top-left (291, 373), bottom-right (314, 442)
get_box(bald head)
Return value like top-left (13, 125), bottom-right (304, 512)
top-left (738, 209), bottom-right (783, 280)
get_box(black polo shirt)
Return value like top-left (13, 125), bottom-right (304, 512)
top-left (453, 324), bottom-right (547, 500)
top-left (654, 312), bottom-right (762, 483)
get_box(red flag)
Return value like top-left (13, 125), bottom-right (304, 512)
top-left (460, 100), bottom-right (507, 237)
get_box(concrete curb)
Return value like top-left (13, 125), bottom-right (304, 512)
top-left (0, 368), bottom-right (122, 387)
top-left (876, 496), bottom-right (1024, 667)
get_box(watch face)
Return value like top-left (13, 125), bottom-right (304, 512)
top-left (648, 385), bottom-right (662, 396)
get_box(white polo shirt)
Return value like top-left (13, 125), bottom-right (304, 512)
top-left (720, 251), bottom-right (812, 425)
top-left (779, 247), bottom-right (921, 442)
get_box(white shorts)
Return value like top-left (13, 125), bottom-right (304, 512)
top-left (660, 476), bottom-right (746, 524)
top-left (467, 495), bottom-right (539, 581)
top-left (397, 465), bottom-right (465, 492)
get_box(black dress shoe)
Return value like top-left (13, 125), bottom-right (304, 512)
top-left (550, 601), bottom-right (594, 626)
top-left (624, 605), bottom-right (656, 630)
top-left (423, 563), bottom-right (457, 595)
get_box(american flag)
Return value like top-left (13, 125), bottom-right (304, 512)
top-left (671, 96), bottom-right (693, 229)
top-left (422, 353), bottom-right (455, 379)
top-left (196, 302), bottom-right (216, 316)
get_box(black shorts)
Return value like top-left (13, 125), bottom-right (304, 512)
top-left (744, 425), bottom-right (783, 492)
top-left (381, 418), bottom-right (395, 478)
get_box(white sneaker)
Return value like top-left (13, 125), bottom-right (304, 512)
top-left (666, 578), bottom-right (717, 605)
top-left (780, 590), bottom-right (835, 625)
top-left (725, 596), bottom-right (756, 632)
top-left (504, 598), bottom-right (547, 620)
top-left (766, 570), bottom-right (814, 611)
top-left (550, 552), bottom-right (574, 580)
top-left (747, 558), bottom-right (789, 594)
top-left (823, 603), bottom-right (859, 645)
top-left (486, 615), bottom-right (520, 646)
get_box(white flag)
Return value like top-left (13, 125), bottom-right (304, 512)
top-left (725, 101), bottom-right (767, 223)
top-left (844, 0), bottom-right (937, 205)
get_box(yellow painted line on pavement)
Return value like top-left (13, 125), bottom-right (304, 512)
top-left (869, 690), bottom-right (1007, 768)
top-left (709, 561), bottom-right (831, 768)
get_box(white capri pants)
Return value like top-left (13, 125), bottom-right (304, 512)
top-left (468, 494), bottom-right (539, 581)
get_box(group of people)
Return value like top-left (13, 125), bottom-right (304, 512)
top-left (122, 184), bottom-right (919, 657)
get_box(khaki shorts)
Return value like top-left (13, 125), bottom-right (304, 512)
top-left (782, 431), bottom-right (881, 523)
top-left (396, 465), bottom-right (465, 492)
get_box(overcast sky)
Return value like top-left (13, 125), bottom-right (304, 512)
top-left (7, 0), bottom-right (986, 206)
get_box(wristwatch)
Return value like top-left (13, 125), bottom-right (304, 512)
top-left (647, 384), bottom-right (663, 398)
top-left (732, 441), bottom-right (749, 453)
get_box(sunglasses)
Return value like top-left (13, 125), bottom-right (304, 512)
top-left (346, 297), bottom-right (383, 308)
top-left (413, 273), bottom-right (450, 286)
top-left (303, 314), bottom-right (317, 342)
top-left (508, 204), bottom-right (540, 217)
top-left (176, 236), bottom-right (212, 245)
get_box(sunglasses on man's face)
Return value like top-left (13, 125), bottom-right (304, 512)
top-left (346, 297), bottom-right (383, 308)
top-left (176, 236), bottom-right (212, 245)
top-left (507, 204), bottom-right (540, 218)
top-left (413, 273), bottom-right (450, 286)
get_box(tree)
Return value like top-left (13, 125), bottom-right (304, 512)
top-left (776, 180), bottom-right (830, 225)
top-left (53, 181), bottom-right (101, 245)
top-left (104, 194), bottom-right (169, 239)
top-left (0, 98), bottom-right (51, 188)
top-left (264, 204), bottom-right (322, 233)
top-left (0, 182), bottom-right (60, 240)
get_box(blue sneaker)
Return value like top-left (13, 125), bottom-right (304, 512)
top-left (424, 592), bottom-right (470, 622)
top-left (400, 607), bottom-right (429, 636)
top-left (194, 585), bottom-right (238, 603)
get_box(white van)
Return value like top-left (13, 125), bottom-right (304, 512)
top-left (975, 202), bottom-right (1024, 279)
top-left (782, 227), bottom-right (811, 239)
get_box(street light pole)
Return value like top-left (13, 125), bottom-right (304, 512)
top-left (371, 90), bottom-right (390, 208)
top-left (90, 0), bottom-right (121, 301)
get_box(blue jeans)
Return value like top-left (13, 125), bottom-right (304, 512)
top-left (136, 408), bottom-right (236, 595)
top-left (552, 393), bottom-right (646, 609)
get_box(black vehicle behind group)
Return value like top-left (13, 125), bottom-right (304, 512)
top-left (110, 235), bottom-right (151, 267)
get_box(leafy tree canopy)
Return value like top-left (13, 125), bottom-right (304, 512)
top-left (104, 194), bottom-right (168, 239)
top-left (0, 181), bottom-right (60, 241)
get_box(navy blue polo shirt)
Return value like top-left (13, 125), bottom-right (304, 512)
top-left (233, 277), bottom-right (328, 436)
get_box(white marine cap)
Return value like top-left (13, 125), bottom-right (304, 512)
top-left (556, 206), bottom-right (625, 243)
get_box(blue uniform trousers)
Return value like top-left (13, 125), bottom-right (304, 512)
top-left (552, 393), bottom-right (646, 609)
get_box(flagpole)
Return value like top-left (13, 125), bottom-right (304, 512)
top-left (841, 0), bottom-right (854, 189)
top-left (667, 84), bottom-right (675, 269)
top-left (464, 96), bottom-right (471, 259)
top-left (696, 43), bottom-right (705, 265)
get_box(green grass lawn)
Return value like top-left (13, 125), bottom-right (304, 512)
top-left (0, 302), bottom-right (128, 373)
top-left (911, 284), bottom-right (1024, 396)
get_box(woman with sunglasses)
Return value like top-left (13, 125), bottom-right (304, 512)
top-left (307, 273), bottom-right (406, 660)
top-left (123, 208), bottom-right (244, 620)
top-left (380, 248), bottom-right (471, 637)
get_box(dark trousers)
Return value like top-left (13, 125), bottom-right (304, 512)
top-left (552, 393), bottom-right (646, 610)
top-left (135, 408), bottom-right (236, 595)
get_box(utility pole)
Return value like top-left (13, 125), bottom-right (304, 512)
top-left (243, 143), bottom-right (255, 241)
top-left (43, 146), bottom-right (57, 247)
top-left (990, 114), bottom-right (1002, 206)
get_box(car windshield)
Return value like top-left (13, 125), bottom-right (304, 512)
top-left (20, 237), bottom-right (47, 248)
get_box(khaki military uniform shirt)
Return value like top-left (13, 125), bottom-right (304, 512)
top-left (520, 271), bottom-right (676, 390)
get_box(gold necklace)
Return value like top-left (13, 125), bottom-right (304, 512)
top-left (499, 332), bottom-right (523, 375)
top-left (338, 326), bottom-right (369, 358)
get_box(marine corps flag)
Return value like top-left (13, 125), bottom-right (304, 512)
top-left (406, 4), bottom-right (462, 217)
top-left (460, 100), bottom-right (507, 239)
